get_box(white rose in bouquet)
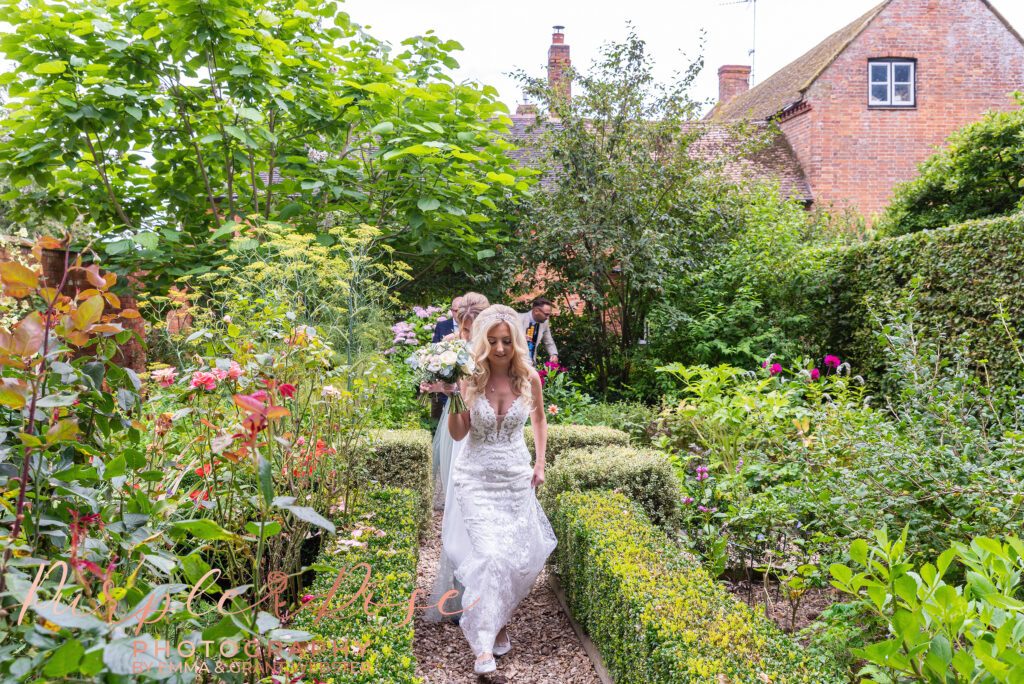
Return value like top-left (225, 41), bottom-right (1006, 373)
top-left (439, 350), bottom-right (458, 367)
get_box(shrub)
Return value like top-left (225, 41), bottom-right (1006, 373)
top-left (366, 430), bottom-right (433, 532)
top-left (829, 528), bottom-right (1024, 682)
top-left (552, 490), bottom-right (844, 683)
top-left (525, 423), bottom-right (629, 463)
top-left (570, 400), bottom-right (660, 445)
top-left (540, 446), bottom-right (681, 531)
top-left (880, 96), bottom-right (1024, 236)
top-left (291, 488), bottom-right (420, 683)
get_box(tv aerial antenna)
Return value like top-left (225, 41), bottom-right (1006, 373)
top-left (721, 0), bottom-right (758, 85)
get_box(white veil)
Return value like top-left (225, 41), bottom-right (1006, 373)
top-left (425, 407), bottom-right (470, 622)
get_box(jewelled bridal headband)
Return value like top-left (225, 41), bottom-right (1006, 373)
top-left (477, 311), bottom-right (516, 329)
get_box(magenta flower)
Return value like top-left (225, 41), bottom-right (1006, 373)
top-left (762, 360), bottom-right (769, 368)
top-left (824, 355), bottom-right (841, 369)
top-left (810, 368), bottom-right (821, 380)
top-left (681, 496), bottom-right (695, 505)
top-left (770, 363), bottom-right (782, 375)
top-left (279, 384), bottom-right (297, 399)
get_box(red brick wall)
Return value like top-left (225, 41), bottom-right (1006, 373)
top-left (786, 0), bottom-right (1024, 220)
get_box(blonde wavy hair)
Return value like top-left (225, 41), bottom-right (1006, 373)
top-left (464, 304), bottom-right (534, 412)
top-left (455, 292), bottom-right (490, 333)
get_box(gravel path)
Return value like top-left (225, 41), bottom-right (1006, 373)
top-left (414, 510), bottom-right (602, 683)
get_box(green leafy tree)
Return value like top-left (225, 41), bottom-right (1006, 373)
top-left (880, 93), bottom-right (1024, 236)
top-left (0, 0), bottom-right (533, 295)
top-left (510, 29), bottom-right (752, 391)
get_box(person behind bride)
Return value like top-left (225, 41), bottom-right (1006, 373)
top-left (421, 292), bottom-right (489, 512)
top-left (423, 304), bottom-right (557, 675)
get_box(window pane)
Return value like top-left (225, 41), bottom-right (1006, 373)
top-left (871, 84), bottom-right (889, 104)
top-left (870, 63), bottom-right (889, 82)
top-left (893, 64), bottom-right (912, 82)
top-left (893, 83), bottom-right (912, 103)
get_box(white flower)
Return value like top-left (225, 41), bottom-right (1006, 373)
top-left (321, 385), bottom-right (341, 398)
top-left (439, 350), bottom-right (458, 366)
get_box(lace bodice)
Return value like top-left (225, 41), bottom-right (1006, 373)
top-left (468, 394), bottom-right (530, 445)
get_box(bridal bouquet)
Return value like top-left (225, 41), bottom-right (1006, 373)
top-left (406, 338), bottom-right (477, 414)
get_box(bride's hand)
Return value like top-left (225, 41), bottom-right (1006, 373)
top-left (531, 467), bottom-right (545, 487)
top-left (420, 381), bottom-right (449, 394)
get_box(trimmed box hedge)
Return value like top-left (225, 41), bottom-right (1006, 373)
top-left (525, 424), bottom-right (630, 463)
top-left (365, 429), bottom-right (432, 532)
top-left (552, 490), bottom-right (844, 683)
top-left (292, 487), bottom-right (421, 683)
top-left (539, 445), bottom-right (681, 532)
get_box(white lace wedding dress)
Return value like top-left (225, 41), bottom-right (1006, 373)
top-left (425, 393), bottom-right (557, 657)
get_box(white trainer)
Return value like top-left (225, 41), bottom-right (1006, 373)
top-left (494, 636), bottom-right (511, 656)
top-left (474, 656), bottom-right (496, 674)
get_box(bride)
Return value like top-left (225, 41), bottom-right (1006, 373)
top-left (427, 292), bottom-right (490, 511)
top-left (424, 304), bottom-right (557, 675)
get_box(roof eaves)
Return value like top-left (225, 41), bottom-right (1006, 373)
top-left (978, 0), bottom-right (1024, 48)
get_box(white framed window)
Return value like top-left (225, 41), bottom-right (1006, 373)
top-left (868, 59), bottom-right (916, 107)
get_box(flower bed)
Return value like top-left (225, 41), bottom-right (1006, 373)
top-left (552, 490), bottom-right (843, 683)
top-left (290, 487), bottom-right (421, 683)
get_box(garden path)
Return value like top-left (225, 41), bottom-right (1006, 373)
top-left (414, 510), bottom-right (601, 683)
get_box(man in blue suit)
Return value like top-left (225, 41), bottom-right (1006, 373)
top-left (429, 296), bottom-right (462, 419)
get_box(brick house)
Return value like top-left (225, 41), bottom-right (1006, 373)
top-left (707, 0), bottom-right (1024, 219)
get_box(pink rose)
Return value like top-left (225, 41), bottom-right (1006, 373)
top-left (227, 361), bottom-right (243, 380)
top-left (189, 371), bottom-right (218, 391)
top-left (152, 367), bottom-right (177, 388)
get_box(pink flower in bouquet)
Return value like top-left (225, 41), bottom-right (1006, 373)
top-left (152, 367), bottom-right (177, 388)
top-left (189, 371), bottom-right (218, 391)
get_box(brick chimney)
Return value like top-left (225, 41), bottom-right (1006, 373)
top-left (547, 26), bottom-right (571, 102)
top-left (717, 65), bottom-right (751, 105)
top-left (516, 102), bottom-right (539, 117)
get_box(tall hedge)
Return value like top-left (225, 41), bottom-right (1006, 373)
top-left (365, 430), bottom-right (433, 532)
top-left (825, 212), bottom-right (1024, 395)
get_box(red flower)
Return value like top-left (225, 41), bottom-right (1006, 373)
top-left (189, 488), bottom-right (212, 502)
top-left (279, 384), bottom-right (297, 399)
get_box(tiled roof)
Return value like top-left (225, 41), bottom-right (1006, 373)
top-left (708, 1), bottom-right (891, 121)
top-left (502, 115), bottom-right (812, 203)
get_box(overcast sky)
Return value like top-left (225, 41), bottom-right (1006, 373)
top-left (340, 0), bottom-right (1024, 115)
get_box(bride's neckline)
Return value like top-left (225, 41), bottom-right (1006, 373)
top-left (485, 393), bottom-right (522, 418)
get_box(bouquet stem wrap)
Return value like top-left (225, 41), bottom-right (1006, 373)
top-left (448, 391), bottom-right (468, 415)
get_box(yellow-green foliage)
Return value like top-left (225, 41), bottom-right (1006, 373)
top-left (291, 488), bottom-right (421, 683)
top-left (553, 490), bottom-right (844, 683)
top-left (540, 446), bottom-right (681, 531)
top-left (205, 221), bottom-right (412, 358)
top-left (366, 430), bottom-right (432, 532)
top-left (525, 424), bottom-right (629, 463)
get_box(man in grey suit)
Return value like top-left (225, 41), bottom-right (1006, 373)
top-left (518, 297), bottom-right (559, 366)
